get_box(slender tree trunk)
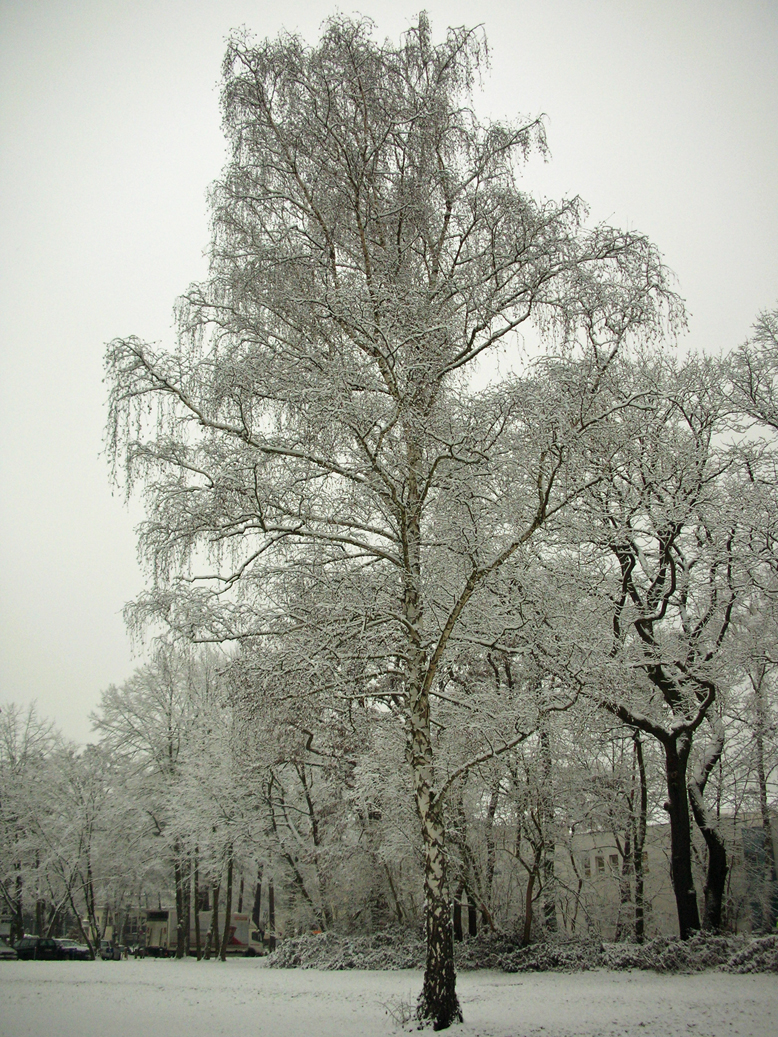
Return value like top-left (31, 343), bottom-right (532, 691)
top-left (237, 873), bottom-right (244, 914)
top-left (753, 673), bottom-right (778, 931)
top-left (34, 853), bottom-right (44, 936)
top-left (213, 880), bottom-right (220, 952)
top-left (522, 869), bottom-right (537, 947)
top-left (66, 883), bottom-right (96, 958)
top-left (174, 857), bottom-right (182, 955)
top-left (614, 825), bottom-right (633, 942)
top-left (45, 899), bottom-right (64, 938)
top-left (268, 878), bottom-right (276, 952)
top-left (12, 869), bottom-right (24, 945)
top-left (82, 856), bottom-right (102, 952)
top-left (467, 890), bottom-right (478, 939)
top-left (183, 856), bottom-right (191, 957)
top-left (451, 791), bottom-right (491, 934)
top-left (194, 850), bottom-right (202, 960)
top-left (614, 741), bottom-right (637, 942)
top-left (542, 855), bottom-right (557, 933)
top-left (452, 885), bottom-right (478, 940)
top-left (384, 863), bottom-right (404, 924)
top-left (86, 860), bottom-right (95, 929)
top-left (174, 848), bottom-right (191, 958)
top-left (539, 726), bottom-right (557, 933)
top-left (663, 736), bottom-right (700, 938)
top-left (297, 764), bottom-right (331, 929)
top-left (483, 779), bottom-right (500, 909)
top-left (268, 780), bottom-right (323, 927)
top-left (567, 853), bottom-right (584, 936)
top-left (119, 908), bottom-right (128, 951)
top-left (204, 878), bottom-right (220, 961)
top-left (251, 863), bottom-right (263, 932)
top-left (633, 733), bottom-right (648, 943)
top-left (453, 884), bottom-right (463, 943)
top-left (219, 845), bottom-right (234, 961)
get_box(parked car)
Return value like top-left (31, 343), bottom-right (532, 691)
top-left (0, 937), bottom-right (17, 960)
top-left (14, 936), bottom-right (66, 960)
top-left (55, 938), bottom-right (91, 961)
top-left (100, 940), bottom-right (121, 961)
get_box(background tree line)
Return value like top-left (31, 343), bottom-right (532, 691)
top-left (3, 331), bottom-right (778, 954)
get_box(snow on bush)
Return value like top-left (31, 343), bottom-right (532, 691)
top-left (721, 935), bottom-right (778, 973)
top-left (498, 940), bottom-right (603, 973)
top-left (267, 930), bottom-right (426, 970)
top-left (267, 929), bottom-right (778, 974)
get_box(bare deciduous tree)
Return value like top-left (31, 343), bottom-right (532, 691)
top-left (564, 356), bottom-right (739, 937)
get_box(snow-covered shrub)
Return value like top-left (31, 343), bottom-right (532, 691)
top-left (267, 929), bottom-right (425, 970)
top-left (652, 935), bottom-right (742, 973)
top-left (498, 940), bottom-right (603, 973)
top-left (723, 935), bottom-right (778, 973)
top-left (266, 928), bottom-right (778, 974)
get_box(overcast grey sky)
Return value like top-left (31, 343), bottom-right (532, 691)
top-left (1, 0), bottom-right (776, 744)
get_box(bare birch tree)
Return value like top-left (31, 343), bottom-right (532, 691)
top-left (105, 15), bottom-right (676, 1026)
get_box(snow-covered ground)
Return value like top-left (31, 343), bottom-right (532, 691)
top-left (1, 958), bottom-right (776, 1037)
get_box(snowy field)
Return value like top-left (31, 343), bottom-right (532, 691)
top-left (1, 959), bottom-right (777, 1037)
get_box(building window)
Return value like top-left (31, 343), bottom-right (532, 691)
top-left (609, 854), bottom-right (619, 871)
top-left (584, 857), bottom-right (591, 878)
top-left (595, 856), bottom-right (605, 874)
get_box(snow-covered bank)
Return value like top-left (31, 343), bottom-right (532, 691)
top-left (2, 959), bottom-right (777, 1037)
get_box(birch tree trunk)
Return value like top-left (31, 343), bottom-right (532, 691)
top-left (403, 463), bottom-right (462, 1029)
top-left (408, 656), bottom-right (461, 1026)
